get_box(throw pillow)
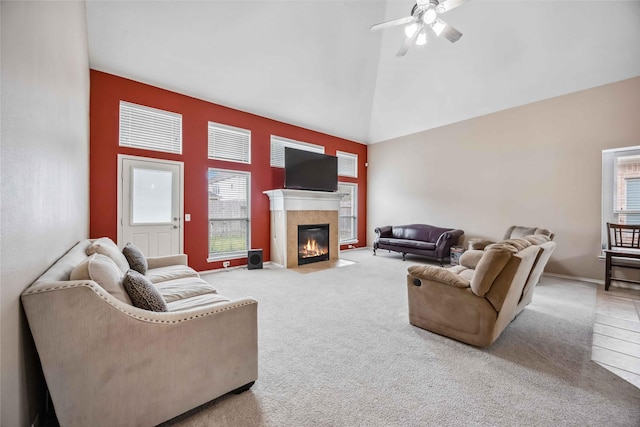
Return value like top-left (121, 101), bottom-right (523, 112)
top-left (122, 242), bottom-right (148, 275)
top-left (123, 269), bottom-right (168, 312)
top-left (71, 254), bottom-right (132, 305)
top-left (86, 237), bottom-right (130, 274)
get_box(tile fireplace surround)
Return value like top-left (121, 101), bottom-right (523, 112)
top-left (263, 189), bottom-right (345, 268)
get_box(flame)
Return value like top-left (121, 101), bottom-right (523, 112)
top-left (300, 237), bottom-right (327, 258)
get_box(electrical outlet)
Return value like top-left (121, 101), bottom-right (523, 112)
top-left (223, 261), bottom-right (230, 268)
top-left (348, 245), bottom-right (355, 249)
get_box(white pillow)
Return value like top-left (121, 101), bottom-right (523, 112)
top-left (71, 254), bottom-right (132, 305)
top-left (86, 237), bottom-right (130, 274)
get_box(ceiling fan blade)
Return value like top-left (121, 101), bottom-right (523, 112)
top-left (396, 26), bottom-right (421, 57)
top-left (432, 18), bottom-right (462, 43)
top-left (435, 0), bottom-right (471, 14)
top-left (370, 16), bottom-right (417, 32)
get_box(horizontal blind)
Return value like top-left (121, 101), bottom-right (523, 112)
top-left (208, 122), bottom-right (251, 164)
top-left (270, 136), bottom-right (324, 168)
top-left (119, 101), bottom-right (182, 154)
top-left (208, 169), bottom-right (249, 219)
top-left (614, 154), bottom-right (640, 213)
top-left (337, 151), bottom-right (358, 178)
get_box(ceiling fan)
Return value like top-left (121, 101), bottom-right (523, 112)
top-left (370, 0), bottom-right (470, 57)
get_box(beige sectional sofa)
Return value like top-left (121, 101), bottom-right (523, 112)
top-left (407, 235), bottom-right (556, 347)
top-left (22, 238), bottom-right (258, 427)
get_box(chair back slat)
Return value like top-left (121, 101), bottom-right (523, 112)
top-left (607, 223), bottom-right (640, 249)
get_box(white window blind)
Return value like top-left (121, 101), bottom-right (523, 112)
top-left (208, 168), bottom-right (251, 260)
top-left (208, 122), bottom-right (251, 164)
top-left (614, 154), bottom-right (640, 214)
top-left (119, 101), bottom-right (182, 154)
top-left (338, 182), bottom-right (357, 243)
top-left (270, 136), bottom-right (324, 168)
top-left (337, 151), bottom-right (358, 178)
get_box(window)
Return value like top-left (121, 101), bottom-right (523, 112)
top-left (208, 122), bottom-right (251, 164)
top-left (338, 183), bottom-right (357, 243)
top-left (270, 136), bottom-right (324, 168)
top-left (119, 101), bottom-right (182, 154)
top-left (337, 151), bottom-right (358, 178)
top-left (208, 169), bottom-right (250, 260)
top-left (602, 147), bottom-right (640, 250)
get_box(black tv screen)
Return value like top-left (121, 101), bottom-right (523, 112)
top-left (284, 147), bottom-right (338, 192)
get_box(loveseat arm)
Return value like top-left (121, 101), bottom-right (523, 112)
top-left (434, 229), bottom-right (464, 260)
top-left (147, 253), bottom-right (188, 269)
top-left (22, 280), bottom-right (258, 427)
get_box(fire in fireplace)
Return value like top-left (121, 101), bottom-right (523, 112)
top-left (298, 224), bottom-right (329, 265)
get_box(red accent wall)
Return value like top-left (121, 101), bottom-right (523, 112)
top-left (89, 70), bottom-right (367, 272)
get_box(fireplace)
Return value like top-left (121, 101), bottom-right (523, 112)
top-left (298, 224), bottom-right (329, 265)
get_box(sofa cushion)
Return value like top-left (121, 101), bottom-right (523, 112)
top-left (123, 270), bottom-right (168, 312)
top-left (146, 265), bottom-right (200, 284)
top-left (123, 242), bottom-right (148, 275)
top-left (154, 277), bottom-right (218, 303)
top-left (166, 294), bottom-right (231, 312)
top-left (392, 224), bottom-right (450, 243)
top-left (378, 238), bottom-right (436, 250)
top-left (86, 237), bottom-right (130, 274)
top-left (408, 265), bottom-right (469, 288)
top-left (71, 254), bottom-right (132, 305)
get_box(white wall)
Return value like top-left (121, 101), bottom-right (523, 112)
top-left (367, 77), bottom-right (640, 281)
top-left (0, 1), bottom-right (89, 425)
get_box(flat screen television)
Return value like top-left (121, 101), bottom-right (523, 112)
top-left (284, 147), bottom-right (338, 192)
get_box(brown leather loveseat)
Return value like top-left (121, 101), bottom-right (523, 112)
top-left (374, 224), bottom-right (464, 266)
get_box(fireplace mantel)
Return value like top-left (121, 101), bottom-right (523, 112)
top-left (263, 189), bottom-right (345, 268)
top-left (263, 189), bottom-right (345, 212)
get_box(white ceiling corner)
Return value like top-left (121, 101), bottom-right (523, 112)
top-left (86, 1), bottom-right (640, 145)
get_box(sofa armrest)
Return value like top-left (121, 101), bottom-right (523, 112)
top-left (374, 226), bottom-right (393, 238)
top-left (407, 265), bottom-right (470, 288)
top-left (147, 253), bottom-right (188, 269)
top-left (434, 229), bottom-right (464, 259)
top-left (22, 280), bottom-right (258, 427)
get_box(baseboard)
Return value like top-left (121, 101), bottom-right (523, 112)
top-left (198, 261), bottom-right (276, 275)
top-left (543, 272), bottom-right (603, 285)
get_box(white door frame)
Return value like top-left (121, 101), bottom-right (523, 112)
top-left (117, 154), bottom-right (184, 253)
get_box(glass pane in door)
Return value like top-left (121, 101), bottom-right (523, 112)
top-left (131, 168), bottom-right (173, 224)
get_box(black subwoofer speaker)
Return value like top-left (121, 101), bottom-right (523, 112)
top-left (247, 249), bottom-right (263, 270)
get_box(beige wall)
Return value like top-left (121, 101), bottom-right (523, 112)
top-left (0, 2), bottom-right (89, 425)
top-left (367, 77), bottom-right (640, 281)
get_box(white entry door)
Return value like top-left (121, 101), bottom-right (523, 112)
top-left (119, 156), bottom-right (183, 257)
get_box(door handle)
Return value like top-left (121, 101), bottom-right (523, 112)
top-left (173, 225), bottom-right (178, 229)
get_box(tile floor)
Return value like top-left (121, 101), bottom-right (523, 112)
top-left (592, 284), bottom-right (640, 388)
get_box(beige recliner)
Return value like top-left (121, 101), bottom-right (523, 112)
top-left (468, 225), bottom-right (554, 250)
top-left (407, 236), bottom-right (556, 347)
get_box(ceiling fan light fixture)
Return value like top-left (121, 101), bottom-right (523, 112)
top-left (416, 28), bottom-right (428, 46)
top-left (404, 23), bottom-right (419, 37)
top-left (432, 20), bottom-right (446, 36)
top-left (422, 9), bottom-right (437, 25)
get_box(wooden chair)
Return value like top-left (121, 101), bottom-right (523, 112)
top-left (604, 222), bottom-right (640, 290)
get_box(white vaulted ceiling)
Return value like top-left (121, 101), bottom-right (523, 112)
top-left (87, 0), bottom-right (640, 144)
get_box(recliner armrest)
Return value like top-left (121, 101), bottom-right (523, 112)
top-left (407, 265), bottom-right (470, 288)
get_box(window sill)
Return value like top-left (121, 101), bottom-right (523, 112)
top-left (207, 253), bottom-right (247, 263)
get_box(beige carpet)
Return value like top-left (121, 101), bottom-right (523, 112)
top-left (162, 249), bottom-right (640, 427)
